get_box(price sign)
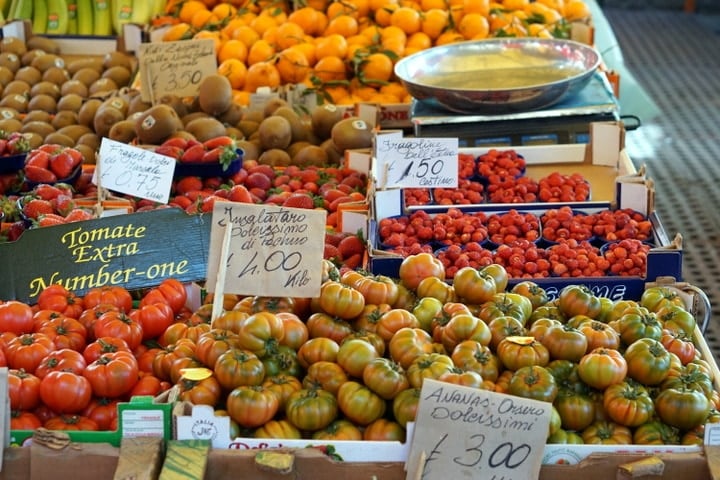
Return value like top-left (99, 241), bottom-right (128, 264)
top-left (96, 138), bottom-right (175, 204)
top-left (206, 202), bottom-right (326, 298)
top-left (138, 39), bottom-right (218, 103)
top-left (406, 379), bottom-right (551, 480)
top-left (375, 137), bottom-right (458, 189)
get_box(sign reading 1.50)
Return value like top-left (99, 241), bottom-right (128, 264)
top-left (374, 136), bottom-right (459, 189)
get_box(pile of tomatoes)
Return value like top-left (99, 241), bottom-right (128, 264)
top-left (0, 256), bottom-right (714, 448)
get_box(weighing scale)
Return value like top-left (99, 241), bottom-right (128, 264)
top-left (410, 72), bottom-right (624, 147)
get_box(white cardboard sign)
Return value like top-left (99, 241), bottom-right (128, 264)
top-left (406, 379), bottom-right (551, 480)
top-left (374, 136), bottom-right (458, 189)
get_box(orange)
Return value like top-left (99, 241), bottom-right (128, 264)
top-left (356, 52), bottom-right (394, 86)
top-left (347, 33), bottom-right (373, 48)
top-left (563, 0), bottom-right (590, 21)
top-left (313, 55), bottom-right (348, 82)
top-left (192, 30), bottom-right (224, 55)
top-left (247, 39), bottom-right (277, 65)
top-left (212, 3), bottom-right (237, 20)
top-left (359, 24), bottom-right (383, 42)
top-left (524, 2), bottom-right (562, 24)
top-left (244, 61), bottom-right (281, 92)
top-left (346, 0), bottom-right (371, 19)
top-left (305, 0), bottom-right (330, 11)
top-left (162, 23), bottom-right (194, 42)
top-left (537, 0), bottom-right (565, 10)
top-left (373, 2), bottom-right (398, 26)
top-left (288, 7), bottom-right (328, 36)
top-left (218, 39), bottom-right (249, 63)
top-left (179, 0), bottom-right (207, 23)
top-left (420, 0), bottom-right (446, 11)
top-left (322, 84), bottom-right (351, 104)
top-left (190, 9), bottom-right (218, 30)
top-left (233, 89), bottom-right (252, 106)
top-left (275, 21), bottom-right (306, 50)
top-left (457, 12), bottom-right (490, 39)
top-left (276, 47), bottom-right (312, 84)
top-left (380, 81), bottom-right (408, 100)
top-left (250, 13), bottom-right (278, 36)
top-left (218, 58), bottom-right (248, 89)
top-left (314, 33), bottom-right (349, 60)
top-left (222, 18), bottom-right (248, 38)
top-left (405, 31), bottom-right (431, 50)
top-left (368, 0), bottom-right (398, 12)
top-left (435, 28), bottom-right (465, 45)
top-left (324, 14), bottom-right (360, 37)
top-left (380, 25), bottom-right (407, 56)
top-left (421, 8), bottom-right (449, 39)
top-left (232, 25), bottom-right (261, 48)
top-left (527, 23), bottom-right (554, 38)
top-left (502, 0), bottom-right (528, 9)
top-left (390, 6), bottom-right (422, 34)
top-left (292, 41), bottom-right (317, 66)
top-left (462, 0), bottom-right (490, 15)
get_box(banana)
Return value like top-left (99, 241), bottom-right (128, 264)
top-left (111, 0), bottom-right (132, 36)
top-left (9, 0), bottom-right (33, 20)
top-left (75, 0), bottom-right (92, 34)
top-left (129, 0), bottom-right (151, 25)
top-left (33, 0), bottom-right (48, 34)
top-left (150, 0), bottom-right (164, 17)
top-left (92, 0), bottom-right (111, 35)
top-left (45, 0), bottom-right (68, 34)
top-left (66, 0), bottom-right (77, 33)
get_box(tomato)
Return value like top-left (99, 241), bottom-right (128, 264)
top-left (451, 340), bottom-right (501, 382)
top-left (262, 374), bottom-right (303, 412)
top-left (317, 280), bottom-right (366, 320)
top-left (35, 348), bottom-right (87, 379)
top-left (37, 284), bottom-right (84, 319)
top-left (528, 318), bottom-right (563, 344)
top-left (296, 337), bottom-right (339, 369)
top-left (177, 375), bottom-right (223, 407)
top-left (276, 312), bottom-right (309, 351)
top-left (302, 361), bottom-right (348, 395)
top-left (213, 348), bottom-right (266, 390)
top-left (398, 252), bottom-right (445, 291)
top-left (496, 336), bottom-right (549, 371)
top-left (337, 380), bottom-right (386, 426)
top-left (539, 324), bottom-right (588, 362)
top-left (83, 336), bottom-right (132, 365)
top-left (130, 302), bottom-right (175, 341)
top-left (39, 370), bottom-right (93, 413)
top-left (306, 312), bottom-right (354, 344)
top-left (577, 347), bottom-right (627, 390)
top-left (151, 338), bottom-right (197, 382)
top-left (141, 278), bottom-right (188, 314)
top-left (129, 374), bottom-right (170, 398)
top-left (250, 296), bottom-right (296, 314)
top-left (547, 428), bottom-right (584, 444)
top-left (508, 365), bottom-right (558, 403)
top-left (285, 387), bottom-right (338, 431)
top-left (83, 350), bottom-right (139, 398)
top-left (93, 311), bottom-right (143, 351)
top-left (641, 286), bottom-right (687, 313)
top-left (5, 332), bottom-right (56, 374)
top-left (34, 314), bottom-right (88, 352)
top-left (612, 307), bottom-right (663, 345)
top-left (633, 419), bottom-right (681, 445)
top-left (10, 410), bottom-right (43, 430)
top-left (336, 338), bottom-right (380, 378)
top-left (341, 270), bottom-right (400, 306)
top-left (254, 419), bottom-right (302, 439)
top-left (412, 297), bottom-right (444, 333)
top-left (8, 368), bottom-right (41, 411)
top-left (438, 367), bottom-right (485, 389)
top-left (528, 305), bottom-right (566, 325)
top-left (662, 364), bottom-right (714, 399)
top-left (487, 316), bottom-right (528, 352)
top-left (0, 300), bottom-right (34, 334)
top-left (430, 302), bottom-right (474, 343)
top-left (581, 420), bottom-right (632, 445)
top-left (578, 320), bottom-right (621, 351)
top-left (392, 387), bottom-right (420, 428)
top-left (387, 327), bottom-right (433, 370)
top-left (159, 322), bottom-right (211, 346)
top-left (415, 276), bottom-right (456, 304)
top-left (44, 414), bottom-right (99, 431)
top-left (557, 285), bottom-right (602, 319)
top-left (362, 357), bottom-right (409, 400)
top-left (511, 281), bottom-right (549, 310)
top-left (406, 353), bottom-right (455, 389)
top-left (602, 380), bottom-right (655, 427)
top-left (82, 398), bottom-right (120, 431)
top-left (363, 418), bottom-right (406, 442)
top-left (77, 304), bottom-right (120, 341)
top-left (545, 359), bottom-right (583, 392)
top-left (624, 338), bottom-right (672, 386)
top-left (452, 266), bottom-right (497, 305)
top-left (83, 286), bottom-right (133, 313)
top-left (194, 329), bottom-right (241, 369)
top-left (553, 388), bottom-right (595, 432)
top-left (655, 387), bottom-right (712, 431)
top-left (655, 304), bottom-right (696, 337)
top-left (376, 309), bottom-right (420, 344)
top-left (440, 313), bottom-right (491, 353)
top-left (660, 329), bottom-right (696, 365)
top-left (236, 312), bottom-right (285, 357)
top-left (478, 293), bottom-right (533, 325)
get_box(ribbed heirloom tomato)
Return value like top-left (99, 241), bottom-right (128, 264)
top-left (39, 370), bottom-right (92, 414)
top-left (398, 252), bottom-right (445, 291)
top-left (8, 368), bottom-right (41, 411)
top-left (577, 347), bottom-right (628, 390)
top-left (0, 300), bottom-right (34, 334)
top-left (285, 387), bottom-right (338, 431)
top-left (337, 381), bottom-right (386, 426)
top-left (83, 351), bottom-right (139, 398)
top-left (602, 380), bottom-right (655, 427)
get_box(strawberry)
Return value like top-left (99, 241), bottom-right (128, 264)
top-left (323, 243), bottom-right (340, 261)
top-left (25, 150), bottom-right (51, 169)
top-left (5, 221), bottom-right (25, 241)
top-left (179, 144), bottom-right (207, 163)
top-left (64, 208), bottom-right (95, 223)
top-left (202, 135), bottom-right (235, 150)
top-left (341, 253), bottom-right (363, 270)
top-left (174, 176), bottom-right (204, 195)
top-left (24, 165), bottom-right (57, 184)
top-left (154, 145), bottom-right (184, 160)
top-left (226, 184), bottom-right (253, 203)
top-left (22, 198), bottom-right (54, 220)
top-left (34, 184), bottom-right (65, 201)
top-left (49, 151), bottom-right (76, 179)
top-left (324, 231), bottom-right (348, 247)
top-left (51, 194), bottom-right (76, 216)
top-left (337, 234), bottom-right (365, 259)
top-left (282, 192), bottom-right (316, 209)
top-left (7, 134), bottom-right (30, 155)
top-left (36, 213), bottom-right (66, 227)
top-left (0, 139), bottom-right (7, 155)
top-left (160, 137), bottom-right (189, 150)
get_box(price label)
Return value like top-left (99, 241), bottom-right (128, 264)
top-left (406, 379), bottom-right (550, 480)
top-left (206, 202), bottom-right (326, 298)
top-left (138, 39), bottom-right (218, 103)
top-left (375, 137), bottom-right (458, 189)
top-left (96, 138), bottom-right (175, 203)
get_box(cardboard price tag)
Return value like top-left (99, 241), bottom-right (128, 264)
top-left (138, 38), bottom-right (218, 103)
top-left (406, 379), bottom-right (550, 480)
top-left (95, 138), bottom-right (175, 204)
top-left (375, 136), bottom-right (458, 189)
top-left (206, 202), bottom-right (326, 298)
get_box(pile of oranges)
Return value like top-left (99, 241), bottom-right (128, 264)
top-left (157, 0), bottom-right (592, 107)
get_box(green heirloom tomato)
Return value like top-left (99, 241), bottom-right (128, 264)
top-left (602, 380), bottom-right (655, 427)
top-left (624, 338), bottom-right (672, 386)
top-left (632, 419), bottom-right (681, 445)
top-left (557, 285), bottom-right (602, 319)
top-left (508, 365), bottom-right (558, 403)
top-left (577, 347), bottom-right (627, 390)
top-left (655, 386), bottom-right (711, 431)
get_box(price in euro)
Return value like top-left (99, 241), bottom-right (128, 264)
top-left (376, 137), bottom-right (458, 189)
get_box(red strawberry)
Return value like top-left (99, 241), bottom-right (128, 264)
top-left (226, 184), bottom-right (253, 203)
top-left (282, 193), bottom-right (315, 209)
top-left (337, 234), bottom-right (365, 259)
top-left (0, 139), bottom-right (8, 155)
top-left (22, 198), bottom-right (54, 220)
top-left (325, 231), bottom-right (347, 247)
top-left (64, 209), bottom-right (95, 223)
top-left (6, 221), bottom-right (26, 241)
top-left (160, 137), bottom-right (189, 150)
top-left (341, 253), bottom-right (363, 270)
top-left (24, 165), bottom-right (58, 183)
top-left (36, 213), bottom-right (66, 227)
top-left (25, 151), bottom-right (51, 169)
top-left (34, 184), bottom-right (65, 201)
top-left (51, 194), bottom-right (76, 216)
top-left (49, 152), bottom-right (76, 179)
top-left (174, 176), bottom-right (203, 195)
top-left (180, 144), bottom-right (207, 163)
top-left (323, 243), bottom-right (340, 261)
top-left (155, 145), bottom-right (184, 160)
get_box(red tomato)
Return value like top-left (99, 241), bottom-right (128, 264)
top-left (0, 300), bottom-right (34, 334)
top-left (83, 351), bottom-right (140, 398)
top-left (39, 370), bottom-right (93, 414)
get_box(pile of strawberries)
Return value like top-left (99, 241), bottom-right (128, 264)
top-left (19, 184), bottom-right (95, 227)
top-left (23, 145), bottom-right (84, 184)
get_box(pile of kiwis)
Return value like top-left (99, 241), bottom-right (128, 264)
top-left (0, 35), bottom-right (375, 168)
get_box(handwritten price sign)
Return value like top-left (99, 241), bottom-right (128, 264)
top-left (406, 379), bottom-right (551, 480)
top-left (206, 202), bottom-right (326, 298)
top-left (375, 137), bottom-right (458, 189)
top-left (138, 39), bottom-right (218, 103)
top-left (96, 138), bottom-right (175, 204)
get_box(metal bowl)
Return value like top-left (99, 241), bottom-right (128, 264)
top-left (394, 38), bottom-right (602, 115)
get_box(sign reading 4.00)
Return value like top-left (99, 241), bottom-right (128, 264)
top-left (375, 136), bottom-right (458, 189)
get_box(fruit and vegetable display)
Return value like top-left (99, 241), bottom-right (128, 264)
top-left (1, 260), bottom-right (715, 448)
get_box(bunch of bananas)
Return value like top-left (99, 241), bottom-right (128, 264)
top-left (2, 0), bottom-right (165, 36)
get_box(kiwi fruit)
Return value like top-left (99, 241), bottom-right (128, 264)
top-left (75, 144), bottom-right (97, 164)
top-left (30, 53), bottom-right (64, 72)
top-left (330, 116), bottom-right (374, 152)
top-left (197, 74), bottom-right (232, 116)
top-left (311, 103), bottom-right (345, 140)
top-left (293, 144), bottom-right (329, 167)
top-left (236, 140), bottom-right (260, 161)
top-left (103, 51), bottom-right (134, 71)
top-left (263, 98), bottom-right (289, 118)
top-left (43, 132), bottom-right (75, 147)
top-left (23, 132), bottom-right (44, 150)
top-left (27, 94), bottom-right (57, 113)
top-left (89, 77), bottom-right (118, 96)
top-left (21, 50), bottom-right (46, 68)
top-left (0, 117), bottom-right (22, 132)
top-left (127, 94), bottom-right (151, 116)
top-left (21, 120), bottom-right (56, 138)
top-left (102, 65), bottom-right (132, 88)
top-left (108, 119), bottom-right (137, 143)
top-left (57, 93), bottom-right (85, 113)
top-left (0, 37), bottom-right (27, 57)
top-left (237, 120), bottom-right (259, 139)
top-left (77, 132), bottom-right (101, 151)
top-left (134, 103), bottom-right (183, 145)
top-left (166, 130), bottom-right (197, 143)
top-left (26, 36), bottom-right (61, 55)
top-left (52, 111), bottom-right (80, 130)
top-left (225, 126), bottom-right (244, 139)
top-left (287, 141), bottom-right (312, 159)
top-left (57, 124), bottom-right (91, 141)
top-left (258, 148), bottom-right (292, 167)
top-left (181, 111), bottom-right (210, 126)
top-left (258, 115), bottom-right (292, 150)
top-left (30, 81), bottom-right (61, 99)
top-left (0, 53), bottom-right (21, 74)
top-left (241, 109), bottom-right (265, 124)
top-left (93, 104), bottom-right (125, 138)
top-left (73, 67), bottom-right (102, 87)
top-left (272, 106), bottom-right (309, 143)
top-left (23, 110), bottom-right (53, 124)
top-left (100, 96), bottom-right (129, 117)
top-left (67, 57), bottom-right (104, 75)
top-left (218, 102), bottom-right (244, 126)
top-left (160, 93), bottom-right (189, 118)
top-left (60, 79), bottom-right (89, 98)
top-left (184, 116), bottom-right (227, 143)
top-left (42, 66), bottom-right (70, 86)
top-left (0, 67), bottom-right (14, 88)
top-left (321, 138), bottom-right (343, 166)
top-left (0, 94), bottom-right (28, 112)
top-left (3, 79), bottom-right (30, 98)
top-left (77, 98), bottom-right (103, 126)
